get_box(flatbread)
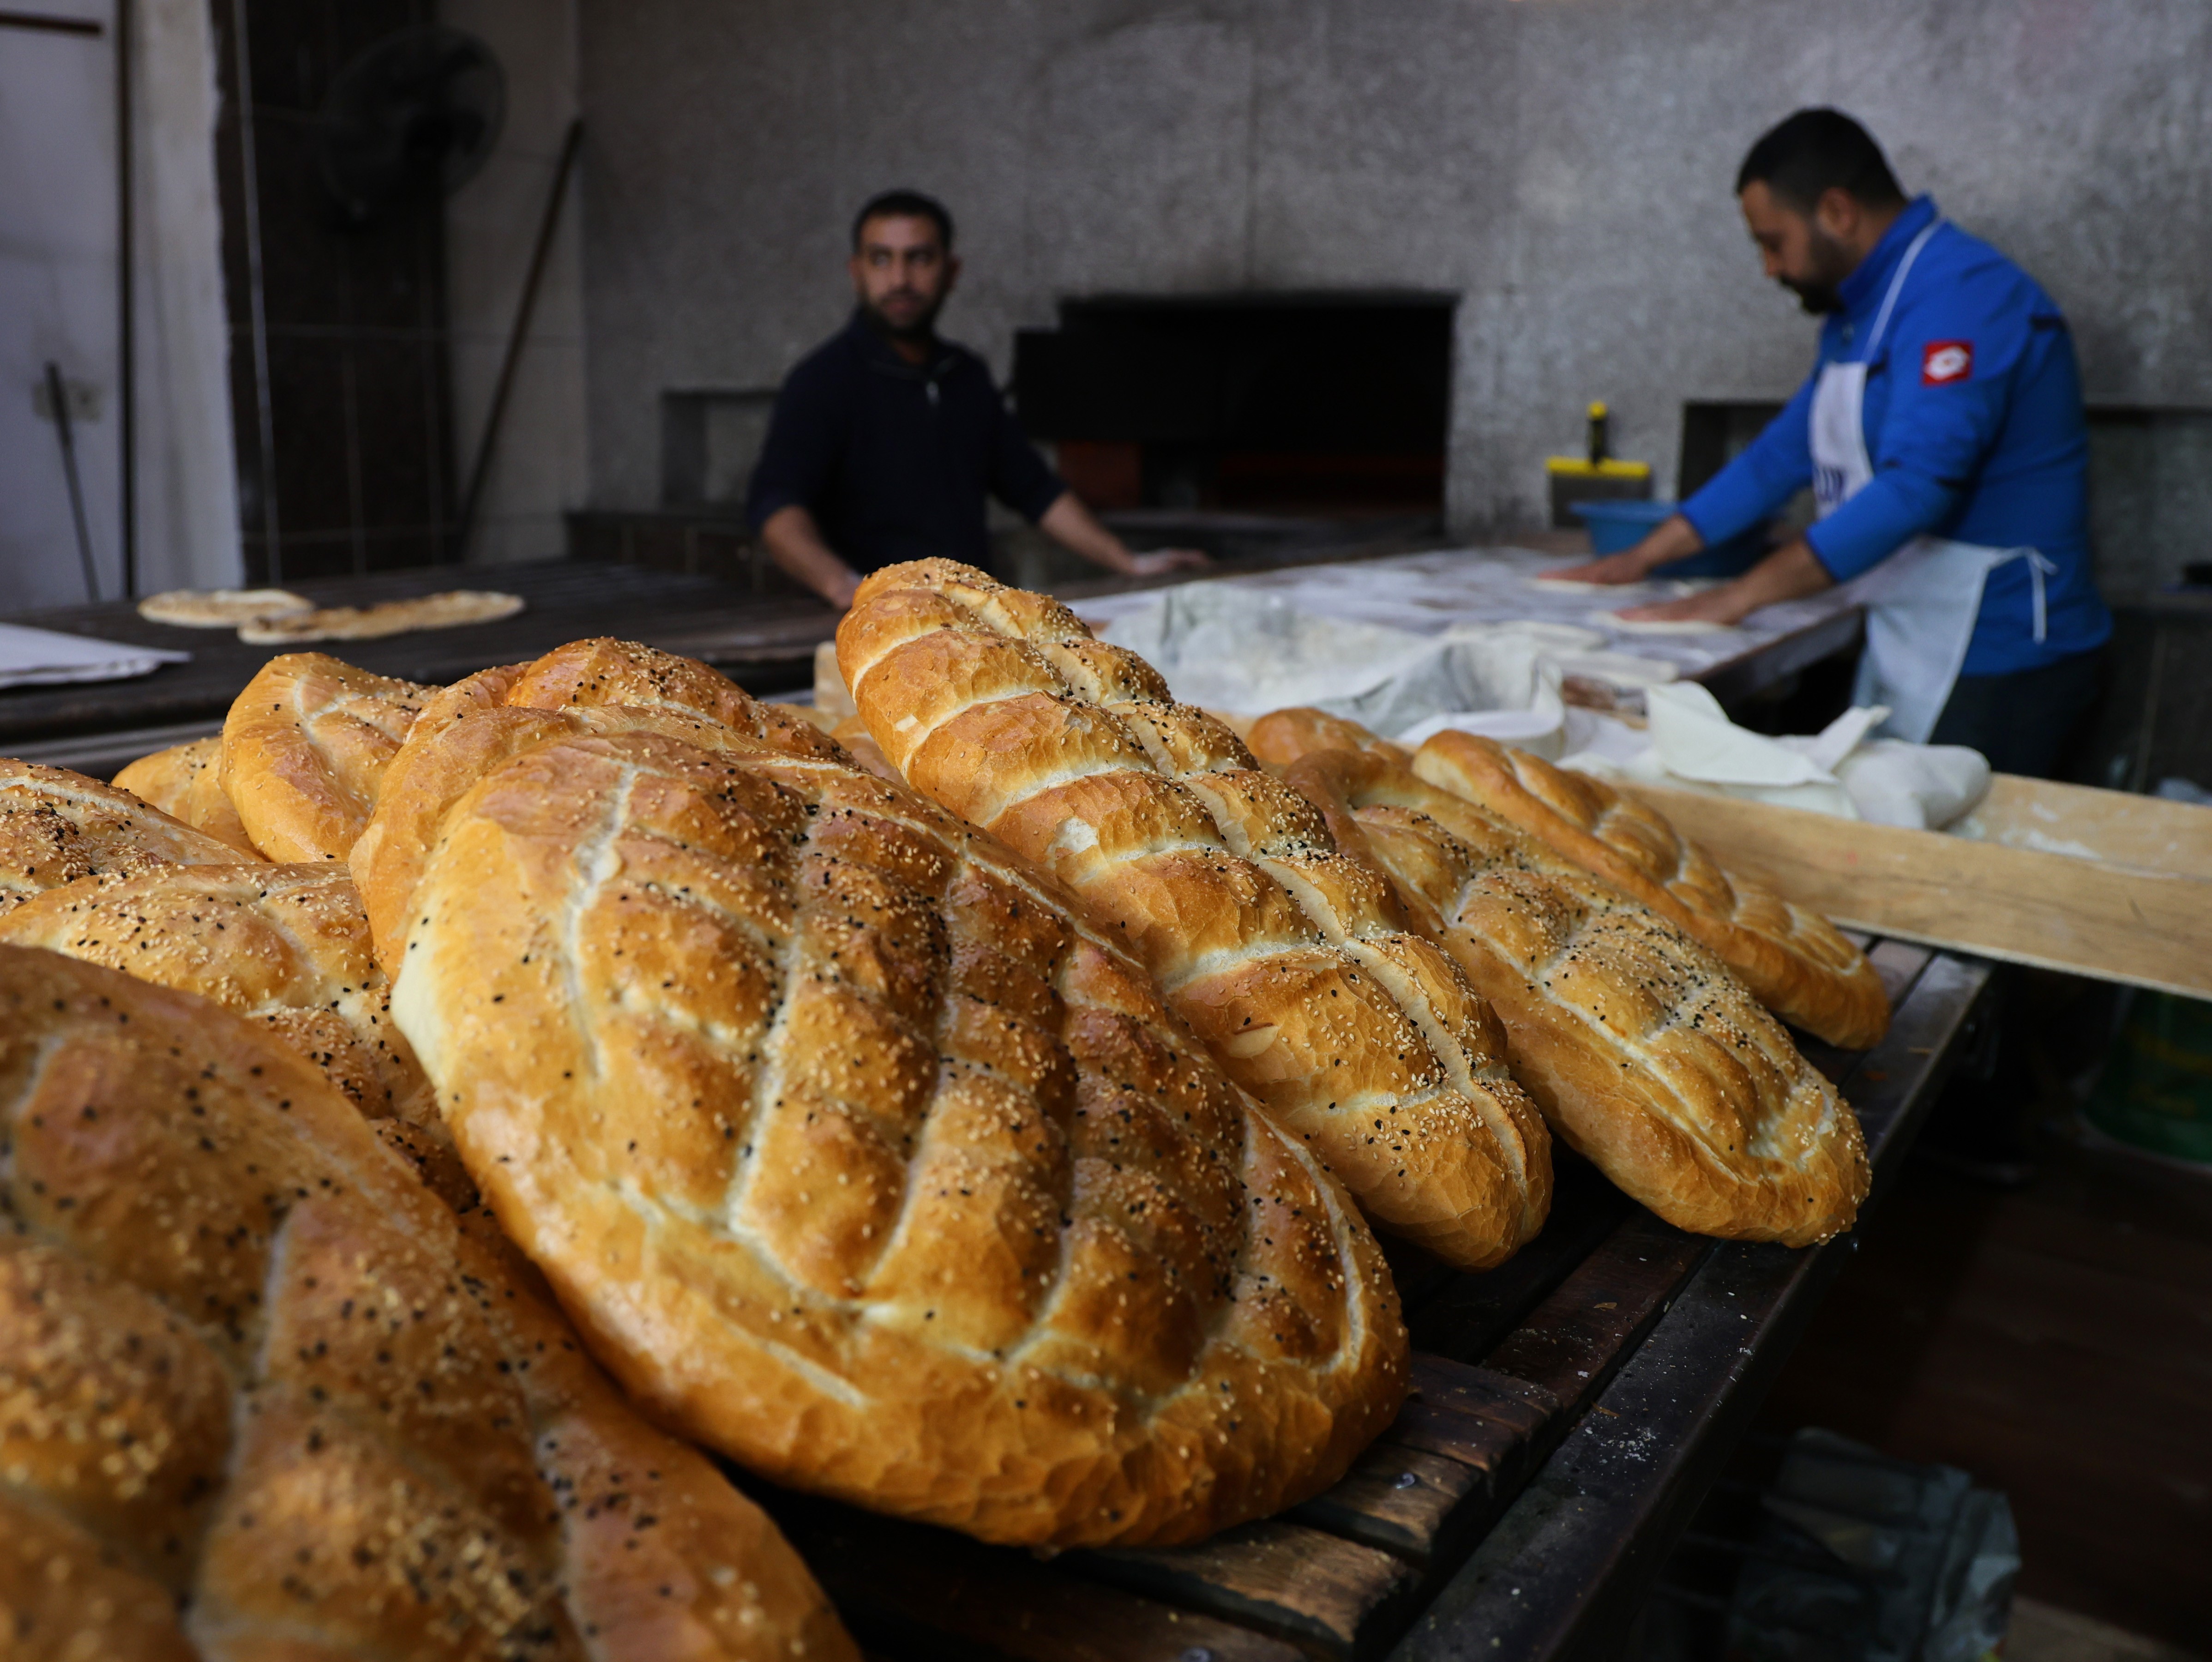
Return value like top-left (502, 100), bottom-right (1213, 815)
top-left (137, 587), bottom-right (312, 627)
top-left (1604, 610), bottom-right (1742, 636)
top-left (237, 590), bottom-right (524, 644)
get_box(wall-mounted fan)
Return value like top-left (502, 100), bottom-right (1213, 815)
top-left (315, 25), bottom-right (506, 224)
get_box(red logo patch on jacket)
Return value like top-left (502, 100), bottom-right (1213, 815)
top-left (1922, 341), bottom-right (1973, 385)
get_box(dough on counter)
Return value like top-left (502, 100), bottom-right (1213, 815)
top-left (237, 589), bottom-right (523, 643)
top-left (1527, 575), bottom-right (1612, 592)
top-left (137, 587), bottom-right (311, 627)
top-left (1604, 610), bottom-right (1743, 635)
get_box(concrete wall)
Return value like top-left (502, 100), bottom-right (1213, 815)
top-left (575, 0), bottom-right (2212, 579)
top-left (445, 0), bottom-right (589, 566)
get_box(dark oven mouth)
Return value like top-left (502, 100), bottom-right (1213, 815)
top-left (1012, 292), bottom-right (1457, 527)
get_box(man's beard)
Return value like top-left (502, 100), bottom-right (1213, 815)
top-left (862, 289), bottom-right (944, 343)
top-left (1779, 227), bottom-right (1856, 314)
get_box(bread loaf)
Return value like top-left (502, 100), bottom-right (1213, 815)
top-left (235, 587), bottom-right (524, 644)
top-left (1409, 732), bottom-right (1889, 1049)
top-left (837, 560), bottom-right (1549, 1270)
top-left (1275, 746), bottom-right (1869, 1245)
top-left (356, 699), bottom-right (1408, 1548)
top-left (0, 946), bottom-right (856, 1661)
top-left (111, 735), bottom-right (262, 856)
top-left (0, 761), bottom-right (241, 916)
top-left (136, 586), bottom-right (311, 628)
top-left (221, 653), bottom-right (435, 861)
top-left (1245, 706), bottom-right (1412, 765)
top-left (0, 863), bottom-right (434, 1124)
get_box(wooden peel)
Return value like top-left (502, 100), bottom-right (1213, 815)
top-left (1621, 778), bottom-right (2212, 1000)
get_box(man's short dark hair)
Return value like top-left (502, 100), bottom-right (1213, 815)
top-left (1736, 109), bottom-right (1905, 213)
top-left (852, 189), bottom-right (954, 250)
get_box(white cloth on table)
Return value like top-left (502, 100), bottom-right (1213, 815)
top-left (1557, 680), bottom-right (1991, 829)
top-left (1096, 585), bottom-right (1680, 750)
top-left (0, 623), bottom-right (188, 690)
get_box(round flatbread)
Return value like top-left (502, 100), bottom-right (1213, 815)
top-left (137, 587), bottom-right (312, 628)
top-left (237, 590), bottom-right (524, 644)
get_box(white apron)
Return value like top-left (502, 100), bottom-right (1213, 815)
top-left (1811, 219), bottom-right (2053, 743)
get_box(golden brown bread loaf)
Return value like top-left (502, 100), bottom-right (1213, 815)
top-left (0, 761), bottom-right (242, 916)
top-left (355, 697), bottom-right (1409, 1548)
top-left (836, 561), bottom-right (1551, 1270)
top-left (0, 862), bottom-right (435, 1124)
top-left (499, 636), bottom-right (847, 761)
top-left (111, 735), bottom-right (262, 856)
top-left (1245, 706), bottom-right (1412, 766)
top-left (1410, 731), bottom-right (1890, 1049)
top-left (220, 653), bottom-right (435, 861)
top-left (1277, 747), bottom-right (1869, 1246)
top-left (0, 946), bottom-right (856, 1662)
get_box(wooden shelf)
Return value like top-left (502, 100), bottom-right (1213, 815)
top-left (734, 943), bottom-right (1991, 1662)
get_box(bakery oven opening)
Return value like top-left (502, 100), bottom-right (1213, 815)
top-left (1012, 293), bottom-right (1455, 534)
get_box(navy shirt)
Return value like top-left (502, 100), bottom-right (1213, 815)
top-left (1683, 197), bottom-right (2111, 676)
top-left (745, 311), bottom-right (1067, 573)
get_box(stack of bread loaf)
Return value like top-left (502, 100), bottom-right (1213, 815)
top-left (837, 560), bottom-right (1881, 1251)
top-left (2, 560), bottom-right (1890, 1650)
top-left (2, 634), bottom-right (1420, 1654)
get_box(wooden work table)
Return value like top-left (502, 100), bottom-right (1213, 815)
top-left (2, 550), bottom-right (1859, 775)
top-left (733, 940), bottom-right (1989, 1662)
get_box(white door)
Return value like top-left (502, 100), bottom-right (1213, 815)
top-left (0, 4), bottom-right (122, 610)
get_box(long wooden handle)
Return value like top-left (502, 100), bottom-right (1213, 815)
top-left (1621, 781), bottom-right (2212, 999)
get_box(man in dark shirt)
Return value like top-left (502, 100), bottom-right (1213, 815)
top-left (747, 190), bottom-right (1205, 608)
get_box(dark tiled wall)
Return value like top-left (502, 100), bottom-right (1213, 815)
top-left (212, 0), bottom-right (457, 581)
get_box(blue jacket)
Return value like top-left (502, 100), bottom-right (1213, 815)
top-left (1681, 197), bottom-right (2110, 676)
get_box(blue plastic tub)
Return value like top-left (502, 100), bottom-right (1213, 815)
top-left (1570, 498), bottom-right (1766, 578)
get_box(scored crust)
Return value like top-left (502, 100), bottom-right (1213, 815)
top-left (837, 560), bottom-right (1550, 1271)
top-left (1410, 731), bottom-right (1889, 1049)
top-left (221, 653), bottom-right (435, 861)
top-left (0, 760), bottom-right (243, 916)
top-left (235, 589), bottom-right (524, 644)
top-left (0, 862), bottom-right (435, 1124)
top-left (112, 735), bottom-right (262, 856)
top-left (354, 699), bottom-right (1409, 1548)
top-left (0, 946), bottom-right (856, 1662)
top-left (1278, 747), bottom-right (1869, 1246)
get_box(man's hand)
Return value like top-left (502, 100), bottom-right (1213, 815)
top-left (1615, 540), bottom-right (1833, 626)
top-left (1040, 493), bottom-right (1211, 579)
top-left (759, 504), bottom-right (863, 609)
top-left (1547, 547), bottom-right (1662, 586)
top-left (1125, 547), bottom-right (1211, 577)
top-left (1546, 510), bottom-right (1703, 585)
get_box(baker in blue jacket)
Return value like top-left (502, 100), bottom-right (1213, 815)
top-left (1563, 109), bottom-right (2110, 777)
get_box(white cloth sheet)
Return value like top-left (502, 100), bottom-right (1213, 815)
top-left (1092, 546), bottom-right (1852, 749)
top-left (0, 622), bottom-right (188, 689)
top-left (1558, 681), bottom-right (1991, 830)
top-left (1079, 547), bottom-right (1848, 676)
